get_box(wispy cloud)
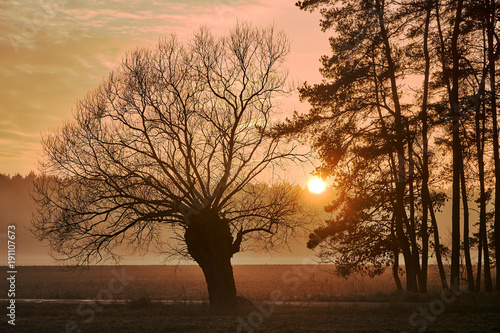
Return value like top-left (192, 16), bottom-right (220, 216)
top-left (0, 0), bottom-right (328, 175)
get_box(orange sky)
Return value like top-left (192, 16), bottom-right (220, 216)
top-left (0, 0), bottom-right (330, 176)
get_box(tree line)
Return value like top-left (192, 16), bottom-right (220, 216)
top-left (275, 0), bottom-right (498, 292)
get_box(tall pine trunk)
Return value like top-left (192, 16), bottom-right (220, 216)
top-left (486, 0), bottom-right (500, 292)
top-left (408, 135), bottom-right (421, 291)
top-left (450, 0), bottom-right (464, 290)
top-left (435, 0), bottom-right (460, 290)
top-left (475, 14), bottom-right (489, 292)
top-left (371, 48), bottom-right (404, 292)
top-left (419, 0), bottom-right (432, 293)
top-left (375, 0), bottom-right (417, 291)
top-left (476, 99), bottom-right (492, 292)
top-left (475, 95), bottom-right (491, 292)
top-left (460, 159), bottom-right (475, 291)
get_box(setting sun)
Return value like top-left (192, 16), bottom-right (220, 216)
top-left (308, 178), bottom-right (326, 194)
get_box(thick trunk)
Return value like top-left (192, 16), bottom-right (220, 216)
top-left (184, 211), bottom-right (239, 311)
top-left (199, 256), bottom-right (238, 310)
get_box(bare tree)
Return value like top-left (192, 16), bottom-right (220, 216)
top-left (31, 23), bottom-right (307, 310)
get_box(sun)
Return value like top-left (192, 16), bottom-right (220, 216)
top-left (308, 178), bottom-right (327, 194)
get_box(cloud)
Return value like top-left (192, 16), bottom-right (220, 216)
top-left (0, 0), bottom-right (328, 175)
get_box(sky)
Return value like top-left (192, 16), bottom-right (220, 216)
top-left (0, 0), bottom-right (330, 177)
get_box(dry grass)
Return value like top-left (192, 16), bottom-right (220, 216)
top-left (0, 265), bottom-right (445, 301)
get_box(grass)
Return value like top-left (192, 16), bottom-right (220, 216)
top-left (1, 300), bottom-right (499, 332)
top-left (0, 265), bottom-right (432, 301)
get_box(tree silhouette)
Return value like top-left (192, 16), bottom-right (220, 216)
top-left (31, 23), bottom-right (306, 310)
top-left (280, 0), bottom-right (428, 291)
top-left (291, 0), bottom-right (500, 292)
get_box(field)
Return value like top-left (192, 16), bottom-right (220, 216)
top-left (2, 265), bottom-right (402, 301)
top-left (1, 265), bottom-right (499, 332)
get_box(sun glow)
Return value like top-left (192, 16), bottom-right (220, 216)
top-left (307, 178), bottom-right (326, 194)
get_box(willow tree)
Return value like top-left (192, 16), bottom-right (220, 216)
top-left (31, 23), bottom-right (305, 310)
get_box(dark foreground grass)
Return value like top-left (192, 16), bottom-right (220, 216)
top-left (1, 298), bottom-right (500, 333)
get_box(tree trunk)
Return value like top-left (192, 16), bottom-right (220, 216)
top-left (372, 56), bottom-right (403, 292)
top-left (198, 255), bottom-right (238, 310)
top-left (476, 95), bottom-right (488, 292)
top-left (481, 212), bottom-right (493, 292)
top-left (407, 136), bottom-right (421, 291)
top-left (393, 248), bottom-right (403, 291)
top-left (184, 210), bottom-right (239, 311)
top-left (450, 0), bottom-right (464, 290)
top-left (474, 14), bottom-right (490, 292)
top-left (486, 0), bottom-right (500, 292)
top-left (419, 0), bottom-right (432, 293)
top-left (460, 160), bottom-right (475, 291)
top-left (476, 100), bottom-right (492, 292)
top-left (477, 221), bottom-right (483, 291)
top-left (426, 187), bottom-right (449, 289)
top-left (374, 0), bottom-right (417, 292)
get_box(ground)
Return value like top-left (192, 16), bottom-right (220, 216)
top-left (1, 299), bottom-right (500, 332)
top-left (1, 265), bottom-right (499, 332)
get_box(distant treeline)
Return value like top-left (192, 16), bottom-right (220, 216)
top-left (0, 172), bottom-right (50, 264)
top-left (0, 172), bottom-right (36, 189)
